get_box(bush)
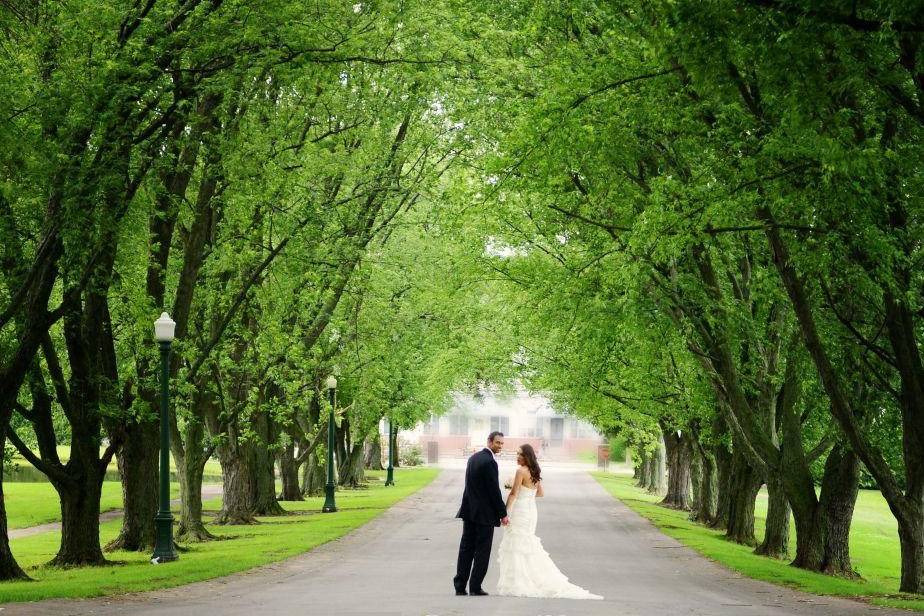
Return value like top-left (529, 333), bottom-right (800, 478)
top-left (400, 443), bottom-right (424, 466)
top-left (3, 443), bottom-right (17, 474)
top-left (609, 436), bottom-right (627, 462)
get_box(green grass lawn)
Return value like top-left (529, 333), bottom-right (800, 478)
top-left (576, 450), bottom-right (597, 464)
top-left (592, 472), bottom-right (924, 613)
top-left (8, 446), bottom-right (224, 481)
top-left (6, 482), bottom-right (124, 530)
top-left (0, 468), bottom-right (438, 603)
top-left (5, 482), bottom-right (188, 530)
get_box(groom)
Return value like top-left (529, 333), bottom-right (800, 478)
top-left (453, 431), bottom-right (509, 596)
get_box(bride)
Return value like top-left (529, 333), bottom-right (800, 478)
top-left (496, 444), bottom-right (603, 600)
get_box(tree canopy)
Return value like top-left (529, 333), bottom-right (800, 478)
top-left (1, 0), bottom-right (923, 596)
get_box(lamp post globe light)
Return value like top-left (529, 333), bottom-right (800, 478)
top-left (152, 312), bottom-right (178, 563)
top-left (322, 375), bottom-right (338, 513)
top-left (385, 417), bottom-right (395, 486)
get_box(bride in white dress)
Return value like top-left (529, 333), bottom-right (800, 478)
top-left (496, 444), bottom-right (603, 600)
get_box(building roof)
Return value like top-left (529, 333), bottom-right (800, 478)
top-left (449, 389), bottom-right (564, 418)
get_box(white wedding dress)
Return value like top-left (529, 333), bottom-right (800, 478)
top-left (496, 484), bottom-right (603, 600)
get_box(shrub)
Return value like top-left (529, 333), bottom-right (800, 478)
top-left (400, 443), bottom-right (424, 466)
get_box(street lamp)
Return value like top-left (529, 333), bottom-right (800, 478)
top-left (385, 417), bottom-right (395, 486)
top-left (152, 312), bottom-right (178, 563)
top-left (322, 375), bottom-right (338, 513)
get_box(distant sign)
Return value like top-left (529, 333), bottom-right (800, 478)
top-left (597, 444), bottom-right (610, 470)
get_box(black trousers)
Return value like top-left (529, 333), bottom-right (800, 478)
top-left (454, 519), bottom-right (495, 592)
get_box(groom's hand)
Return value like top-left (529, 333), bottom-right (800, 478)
top-left (501, 517), bottom-right (510, 526)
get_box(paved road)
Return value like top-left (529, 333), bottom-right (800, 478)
top-left (8, 485), bottom-right (224, 539)
top-left (2, 468), bottom-right (906, 616)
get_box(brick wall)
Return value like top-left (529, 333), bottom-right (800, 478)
top-left (417, 435), bottom-right (471, 457)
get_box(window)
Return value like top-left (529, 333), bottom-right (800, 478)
top-left (577, 421), bottom-right (598, 439)
top-left (449, 415), bottom-right (469, 436)
top-left (490, 416), bottom-right (509, 435)
top-left (423, 415), bottom-right (440, 435)
top-left (550, 417), bottom-right (564, 445)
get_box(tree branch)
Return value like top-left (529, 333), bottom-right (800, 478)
top-left (819, 280), bottom-right (897, 368)
top-left (745, 0), bottom-right (924, 33)
top-left (118, 0), bottom-right (159, 46)
top-left (569, 68), bottom-right (683, 109)
top-left (7, 427), bottom-right (66, 483)
top-left (546, 203), bottom-right (630, 239)
top-left (807, 431), bottom-right (835, 463)
top-left (185, 214), bottom-right (312, 382)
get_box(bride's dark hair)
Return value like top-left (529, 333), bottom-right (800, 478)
top-left (519, 444), bottom-right (542, 485)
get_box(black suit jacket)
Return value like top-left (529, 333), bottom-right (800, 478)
top-left (456, 448), bottom-right (507, 526)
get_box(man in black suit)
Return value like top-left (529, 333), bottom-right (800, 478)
top-left (453, 431), bottom-right (509, 596)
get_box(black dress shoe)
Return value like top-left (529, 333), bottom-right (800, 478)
top-left (470, 589), bottom-right (489, 596)
top-left (455, 589), bottom-right (468, 596)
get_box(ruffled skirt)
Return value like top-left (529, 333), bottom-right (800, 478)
top-left (495, 499), bottom-right (603, 600)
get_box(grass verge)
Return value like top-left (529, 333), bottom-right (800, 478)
top-left (5, 482), bottom-right (186, 530)
top-left (6, 482), bottom-right (123, 530)
top-left (591, 472), bottom-right (924, 613)
top-left (1, 467), bottom-right (438, 603)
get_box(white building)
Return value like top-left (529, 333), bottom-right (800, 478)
top-left (404, 387), bottom-right (603, 462)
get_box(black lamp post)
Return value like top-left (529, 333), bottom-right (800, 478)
top-left (322, 375), bottom-right (338, 513)
top-left (152, 312), bottom-right (178, 563)
top-left (385, 418), bottom-right (395, 486)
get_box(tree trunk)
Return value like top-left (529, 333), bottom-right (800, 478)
top-left (725, 448), bottom-right (761, 546)
top-left (278, 441), bottom-right (303, 501)
top-left (784, 442), bottom-right (857, 573)
top-left (51, 471), bottom-right (106, 566)
top-left (775, 358), bottom-right (856, 573)
top-left (0, 199), bottom-right (62, 488)
top-left (635, 450), bottom-right (650, 488)
top-left (214, 443), bottom-right (258, 525)
top-left (299, 387), bottom-right (325, 497)
top-left (756, 474), bottom-right (790, 558)
top-left (662, 429), bottom-right (693, 510)
top-left (12, 351), bottom-right (114, 567)
top-left (691, 443), bottom-right (718, 524)
top-left (107, 130), bottom-right (197, 553)
top-left (781, 442), bottom-right (826, 572)
top-left (335, 414), bottom-right (365, 488)
top-left (0, 198), bottom-right (62, 587)
top-left (711, 441), bottom-right (733, 529)
top-left (819, 444), bottom-right (860, 576)
top-left (253, 452), bottom-right (283, 515)
top-left (339, 442), bottom-right (366, 488)
top-left (898, 511), bottom-right (924, 594)
top-left (390, 428), bottom-right (400, 468)
top-left (365, 433), bottom-right (384, 470)
top-left (760, 206), bottom-right (924, 592)
top-left (335, 419), bottom-right (348, 474)
top-left (106, 420), bottom-right (158, 551)
top-left (212, 401), bottom-right (284, 522)
top-left (177, 451), bottom-right (214, 542)
top-left (774, 348), bottom-right (831, 571)
top-left (302, 451), bottom-right (325, 497)
top-left (176, 416), bottom-right (216, 542)
top-left (0, 433), bottom-right (27, 580)
top-left (690, 445), bottom-right (703, 512)
top-left (251, 412), bottom-right (284, 516)
top-left (645, 436), bottom-right (666, 494)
